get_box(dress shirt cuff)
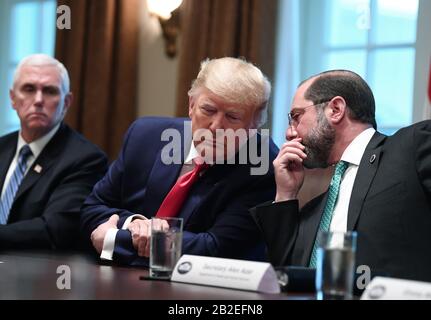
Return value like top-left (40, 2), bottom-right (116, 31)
top-left (121, 214), bottom-right (148, 230)
top-left (100, 228), bottom-right (118, 261)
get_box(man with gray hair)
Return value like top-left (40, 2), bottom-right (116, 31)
top-left (81, 57), bottom-right (278, 266)
top-left (0, 54), bottom-right (108, 250)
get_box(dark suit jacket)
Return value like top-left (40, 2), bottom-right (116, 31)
top-left (0, 123), bottom-right (108, 250)
top-left (81, 117), bottom-right (278, 266)
top-left (252, 121), bottom-right (431, 282)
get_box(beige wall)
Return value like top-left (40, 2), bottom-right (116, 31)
top-left (137, 3), bottom-right (179, 118)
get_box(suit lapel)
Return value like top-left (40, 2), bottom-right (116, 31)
top-left (178, 168), bottom-right (216, 225)
top-left (179, 163), bottom-right (235, 225)
top-left (0, 133), bottom-right (18, 193)
top-left (13, 125), bottom-right (67, 202)
top-left (297, 192), bottom-right (329, 266)
top-left (347, 132), bottom-right (386, 230)
top-left (14, 157), bottom-right (56, 201)
top-left (142, 121), bottom-right (189, 217)
top-left (178, 131), bottom-right (264, 226)
top-left (142, 150), bottom-right (183, 217)
top-left (296, 132), bottom-right (386, 265)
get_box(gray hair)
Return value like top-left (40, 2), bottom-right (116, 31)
top-left (12, 54), bottom-right (70, 95)
top-left (188, 57), bottom-right (271, 128)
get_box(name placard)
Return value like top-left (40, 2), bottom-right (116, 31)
top-left (361, 277), bottom-right (431, 300)
top-left (171, 255), bottom-right (280, 294)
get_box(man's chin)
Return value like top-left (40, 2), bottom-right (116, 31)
top-left (28, 123), bottom-right (49, 131)
top-left (25, 122), bottom-right (53, 136)
top-left (303, 144), bottom-right (331, 169)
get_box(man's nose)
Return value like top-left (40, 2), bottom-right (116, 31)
top-left (286, 126), bottom-right (298, 141)
top-left (34, 90), bottom-right (44, 106)
top-left (209, 114), bottom-right (225, 132)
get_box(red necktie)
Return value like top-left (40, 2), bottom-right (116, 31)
top-left (155, 160), bottom-right (209, 218)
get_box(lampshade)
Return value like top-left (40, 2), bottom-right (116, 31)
top-left (147, 0), bottom-right (183, 20)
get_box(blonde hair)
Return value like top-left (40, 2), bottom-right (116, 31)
top-left (188, 57), bottom-right (271, 128)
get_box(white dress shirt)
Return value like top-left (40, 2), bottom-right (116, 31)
top-left (1, 123), bottom-right (61, 199)
top-left (100, 140), bottom-right (201, 260)
top-left (329, 128), bottom-right (376, 232)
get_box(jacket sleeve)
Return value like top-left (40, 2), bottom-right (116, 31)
top-left (250, 200), bottom-right (301, 267)
top-left (0, 148), bottom-right (108, 250)
top-left (180, 174), bottom-right (276, 259)
top-left (111, 173), bottom-right (276, 267)
top-left (80, 122), bottom-right (138, 246)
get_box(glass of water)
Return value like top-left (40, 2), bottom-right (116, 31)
top-left (315, 231), bottom-right (357, 300)
top-left (149, 217), bottom-right (183, 280)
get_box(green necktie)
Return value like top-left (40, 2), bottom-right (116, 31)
top-left (308, 160), bottom-right (349, 268)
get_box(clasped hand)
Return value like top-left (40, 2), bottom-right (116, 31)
top-left (127, 218), bottom-right (170, 257)
top-left (273, 136), bottom-right (307, 202)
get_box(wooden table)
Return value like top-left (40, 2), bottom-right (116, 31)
top-left (0, 252), bottom-right (313, 300)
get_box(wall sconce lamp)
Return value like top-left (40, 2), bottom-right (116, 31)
top-left (147, 0), bottom-right (183, 58)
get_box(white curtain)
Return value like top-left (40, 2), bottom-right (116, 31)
top-left (413, 0), bottom-right (431, 121)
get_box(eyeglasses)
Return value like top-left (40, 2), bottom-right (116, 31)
top-left (288, 101), bottom-right (330, 126)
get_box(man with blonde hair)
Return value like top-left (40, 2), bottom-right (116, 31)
top-left (0, 54), bottom-right (107, 250)
top-left (82, 57), bottom-right (278, 266)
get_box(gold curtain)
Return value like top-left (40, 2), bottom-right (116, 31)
top-left (175, 0), bottom-right (278, 117)
top-left (55, 0), bottom-right (139, 160)
top-left (176, 1), bottom-right (332, 206)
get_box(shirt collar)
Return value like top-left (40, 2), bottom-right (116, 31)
top-left (340, 127), bottom-right (376, 166)
top-left (17, 123), bottom-right (61, 160)
top-left (184, 140), bottom-right (200, 164)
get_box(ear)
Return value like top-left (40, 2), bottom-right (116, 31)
top-left (188, 95), bottom-right (196, 118)
top-left (62, 92), bottom-right (73, 116)
top-left (9, 89), bottom-right (17, 110)
top-left (327, 96), bottom-right (347, 125)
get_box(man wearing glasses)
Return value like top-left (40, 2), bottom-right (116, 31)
top-left (252, 69), bottom-right (431, 282)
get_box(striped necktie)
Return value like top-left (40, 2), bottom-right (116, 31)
top-left (0, 145), bottom-right (33, 224)
top-left (308, 160), bottom-right (349, 268)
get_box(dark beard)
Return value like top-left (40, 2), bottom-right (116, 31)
top-left (302, 111), bottom-right (335, 169)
